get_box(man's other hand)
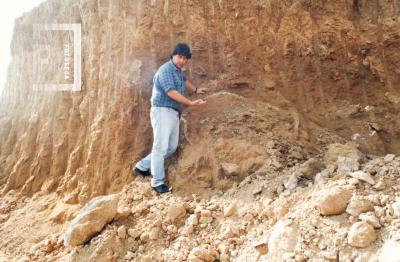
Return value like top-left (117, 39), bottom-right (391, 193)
top-left (196, 88), bottom-right (207, 95)
top-left (190, 99), bottom-right (206, 106)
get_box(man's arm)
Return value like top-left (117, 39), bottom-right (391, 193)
top-left (185, 80), bottom-right (197, 93)
top-left (185, 80), bottom-right (207, 95)
top-left (167, 90), bottom-right (206, 106)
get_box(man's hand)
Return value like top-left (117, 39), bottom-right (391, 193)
top-left (190, 99), bottom-right (206, 106)
top-left (196, 88), bottom-right (207, 95)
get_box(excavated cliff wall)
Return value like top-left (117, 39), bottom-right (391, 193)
top-left (0, 0), bottom-right (399, 201)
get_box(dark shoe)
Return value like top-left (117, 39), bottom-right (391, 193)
top-left (152, 184), bottom-right (170, 194)
top-left (134, 167), bottom-right (151, 177)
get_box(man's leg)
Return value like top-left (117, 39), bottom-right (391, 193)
top-left (151, 108), bottom-right (179, 187)
top-left (135, 153), bottom-right (151, 171)
top-left (165, 117), bottom-right (180, 159)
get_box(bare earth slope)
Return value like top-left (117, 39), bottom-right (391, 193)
top-left (0, 0), bottom-right (399, 261)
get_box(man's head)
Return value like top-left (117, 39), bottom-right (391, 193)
top-left (171, 43), bottom-right (191, 69)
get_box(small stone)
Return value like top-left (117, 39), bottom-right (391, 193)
top-left (223, 202), bottom-right (237, 217)
top-left (166, 225), bottom-right (178, 235)
top-left (167, 203), bottom-right (187, 222)
top-left (201, 209), bottom-right (212, 217)
top-left (252, 186), bottom-right (263, 195)
top-left (128, 228), bottom-right (141, 239)
top-left (337, 156), bottom-right (360, 175)
top-left (199, 216), bottom-right (213, 224)
top-left (189, 245), bottom-right (218, 262)
top-left (321, 250), bottom-right (338, 260)
top-left (373, 180), bottom-right (386, 191)
top-left (349, 171), bottom-right (375, 185)
top-left (379, 239), bottom-right (400, 262)
top-left (282, 252), bottom-right (296, 260)
top-left (284, 176), bottom-right (298, 190)
top-left (244, 213), bottom-right (254, 221)
top-left (359, 212), bottom-right (381, 228)
top-left (140, 232), bottom-right (150, 242)
top-left (125, 251), bottom-right (135, 259)
top-left (314, 187), bottom-right (352, 216)
top-left (268, 220), bottom-right (298, 257)
top-left (117, 225), bottom-right (127, 239)
top-left (253, 242), bottom-right (268, 254)
top-left (393, 201), bottom-right (400, 218)
top-left (149, 226), bottom-right (161, 240)
top-left (221, 162), bottom-right (239, 176)
top-left (383, 154), bottom-right (395, 162)
top-left (346, 196), bottom-right (374, 216)
top-left (348, 221), bottom-right (377, 248)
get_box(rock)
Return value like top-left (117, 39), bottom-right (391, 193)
top-left (116, 202), bottom-right (131, 220)
top-left (385, 92), bottom-right (400, 105)
top-left (285, 158), bottom-right (322, 189)
top-left (293, 158), bottom-right (323, 180)
top-left (140, 232), bottom-right (150, 242)
top-left (117, 225), bottom-right (127, 239)
top-left (254, 241), bottom-right (268, 255)
top-left (220, 224), bottom-right (240, 239)
top-left (252, 185), bottom-right (263, 195)
top-left (349, 171), bottom-right (375, 185)
top-left (359, 212), bottom-right (381, 228)
top-left (149, 226), bottom-right (161, 240)
top-left (125, 251), bottom-right (135, 260)
top-left (374, 180), bottom-right (386, 191)
top-left (393, 201), bottom-right (400, 218)
top-left (167, 203), bottom-right (187, 223)
top-left (335, 104), bottom-right (363, 118)
top-left (383, 154), bottom-right (396, 162)
top-left (199, 216), bottom-right (213, 224)
top-left (337, 156), bottom-right (360, 175)
top-left (63, 194), bottom-right (119, 246)
top-left (324, 142), bottom-right (363, 167)
top-left (282, 252), bottom-right (296, 260)
top-left (183, 214), bottom-right (199, 235)
top-left (348, 222), bottom-right (377, 248)
top-left (314, 187), bottom-right (352, 216)
top-left (221, 163), bottom-right (239, 176)
top-left (268, 220), bottom-right (299, 257)
top-left (188, 245), bottom-right (219, 262)
top-left (199, 209), bottom-right (213, 223)
top-left (284, 175), bottom-right (298, 190)
top-left (379, 239), bottom-right (400, 262)
top-left (346, 196), bottom-right (374, 216)
top-left (223, 202), bottom-right (237, 217)
top-left (244, 213), bottom-right (254, 221)
top-left (354, 254), bottom-right (371, 262)
top-left (166, 224), bottom-right (178, 235)
top-left (128, 228), bottom-right (141, 239)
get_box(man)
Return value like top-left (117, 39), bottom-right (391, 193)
top-left (134, 43), bottom-right (207, 194)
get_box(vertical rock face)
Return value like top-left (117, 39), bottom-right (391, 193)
top-left (0, 0), bottom-right (400, 200)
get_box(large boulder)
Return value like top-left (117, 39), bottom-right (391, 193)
top-left (64, 194), bottom-right (119, 246)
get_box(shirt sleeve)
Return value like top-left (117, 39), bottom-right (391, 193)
top-left (158, 69), bottom-right (176, 94)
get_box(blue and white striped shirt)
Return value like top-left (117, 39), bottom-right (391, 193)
top-left (151, 59), bottom-right (187, 111)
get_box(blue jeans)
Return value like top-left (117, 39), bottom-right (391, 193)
top-left (135, 107), bottom-right (180, 187)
